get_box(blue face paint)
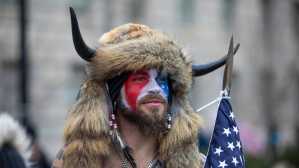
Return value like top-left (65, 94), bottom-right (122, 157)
top-left (155, 71), bottom-right (169, 100)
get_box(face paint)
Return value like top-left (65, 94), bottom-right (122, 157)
top-left (155, 71), bottom-right (169, 99)
top-left (123, 69), bottom-right (151, 111)
top-left (121, 68), bottom-right (169, 111)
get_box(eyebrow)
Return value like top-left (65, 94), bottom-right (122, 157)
top-left (132, 72), bottom-right (149, 77)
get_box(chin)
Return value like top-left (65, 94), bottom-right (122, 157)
top-left (139, 104), bottom-right (165, 115)
top-left (117, 97), bottom-right (168, 135)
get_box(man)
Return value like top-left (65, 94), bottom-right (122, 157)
top-left (52, 7), bottom-right (235, 168)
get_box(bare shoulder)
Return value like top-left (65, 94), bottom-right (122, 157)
top-left (200, 153), bottom-right (206, 168)
top-left (51, 145), bottom-right (66, 168)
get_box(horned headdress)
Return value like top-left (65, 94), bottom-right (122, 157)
top-left (63, 7), bottom-right (240, 168)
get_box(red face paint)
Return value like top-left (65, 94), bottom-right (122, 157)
top-left (124, 69), bottom-right (150, 111)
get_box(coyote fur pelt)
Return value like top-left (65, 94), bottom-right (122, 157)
top-left (63, 23), bottom-right (205, 168)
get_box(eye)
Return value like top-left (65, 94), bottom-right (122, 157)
top-left (135, 77), bottom-right (146, 81)
top-left (157, 77), bottom-right (167, 83)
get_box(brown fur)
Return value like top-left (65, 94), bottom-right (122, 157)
top-left (63, 24), bottom-right (204, 167)
top-left (99, 23), bottom-right (153, 46)
top-left (63, 76), bottom-right (110, 167)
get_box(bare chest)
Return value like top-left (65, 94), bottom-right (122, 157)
top-left (105, 138), bottom-right (165, 168)
top-left (103, 154), bottom-right (165, 168)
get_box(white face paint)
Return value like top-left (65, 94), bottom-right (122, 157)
top-left (120, 68), bottom-right (168, 110)
top-left (120, 85), bottom-right (130, 107)
top-left (137, 68), bottom-right (167, 102)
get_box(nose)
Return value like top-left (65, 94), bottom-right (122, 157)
top-left (148, 79), bottom-right (161, 94)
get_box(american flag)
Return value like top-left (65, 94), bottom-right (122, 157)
top-left (204, 95), bottom-right (245, 168)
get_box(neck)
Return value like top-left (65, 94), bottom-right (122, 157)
top-left (115, 112), bottom-right (160, 165)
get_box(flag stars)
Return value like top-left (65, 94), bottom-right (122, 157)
top-left (236, 141), bottom-right (241, 150)
top-left (233, 126), bottom-right (239, 135)
top-left (218, 160), bottom-right (228, 168)
top-left (214, 146), bottom-right (224, 156)
top-left (229, 111), bottom-right (235, 120)
top-left (227, 142), bottom-right (235, 151)
top-left (222, 128), bottom-right (231, 137)
top-left (204, 93), bottom-right (245, 168)
top-left (232, 157), bottom-right (239, 166)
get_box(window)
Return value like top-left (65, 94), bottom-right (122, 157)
top-left (179, 0), bottom-right (194, 24)
top-left (69, 0), bottom-right (88, 12)
top-left (222, 0), bottom-right (235, 28)
top-left (130, 0), bottom-right (145, 21)
top-left (0, 0), bottom-right (20, 6)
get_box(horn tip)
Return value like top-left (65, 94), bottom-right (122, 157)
top-left (69, 7), bottom-right (76, 16)
top-left (235, 43), bottom-right (240, 50)
top-left (232, 43), bottom-right (240, 55)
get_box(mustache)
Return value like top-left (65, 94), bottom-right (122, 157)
top-left (137, 93), bottom-right (167, 106)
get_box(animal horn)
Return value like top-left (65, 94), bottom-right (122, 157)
top-left (192, 43), bottom-right (240, 77)
top-left (69, 7), bottom-right (96, 62)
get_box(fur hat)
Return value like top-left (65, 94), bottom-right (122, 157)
top-left (63, 7), bottom-right (239, 168)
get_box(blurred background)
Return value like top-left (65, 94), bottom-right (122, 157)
top-left (0, 0), bottom-right (298, 167)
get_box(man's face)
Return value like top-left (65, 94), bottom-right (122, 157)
top-left (117, 68), bottom-right (169, 135)
top-left (121, 68), bottom-right (169, 114)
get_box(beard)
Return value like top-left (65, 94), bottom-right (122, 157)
top-left (116, 93), bottom-right (168, 135)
